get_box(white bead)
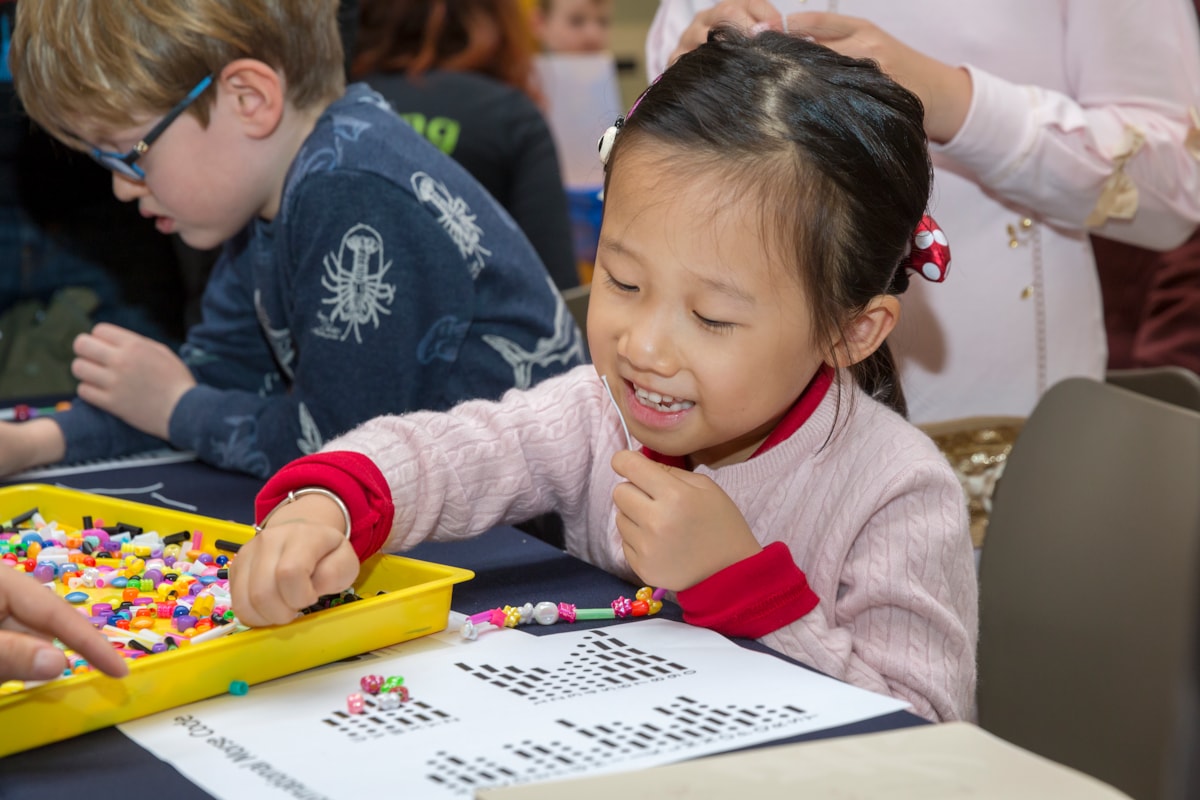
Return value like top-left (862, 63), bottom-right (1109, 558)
top-left (533, 601), bottom-right (560, 625)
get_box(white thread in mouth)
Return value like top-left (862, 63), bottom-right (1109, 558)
top-left (600, 375), bottom-right (634, 450)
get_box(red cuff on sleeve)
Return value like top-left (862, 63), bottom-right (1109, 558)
top-left (675, 542), bottom-right (819, 638)
top-left (254, 451), bottom-right (394, 563)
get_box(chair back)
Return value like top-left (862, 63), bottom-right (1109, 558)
top-left (1107, 366), bottom-right (1200, 413)
top-left (978, 377), bottom-right (1200, 800)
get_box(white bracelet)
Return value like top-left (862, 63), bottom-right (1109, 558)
top-left (254, 487), bottom-right (352, 540)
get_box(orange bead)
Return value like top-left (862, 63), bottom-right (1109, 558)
top-left (131, 617), bottom-right (155, 630)
top-left (122, 588), bottom-right (139, 602)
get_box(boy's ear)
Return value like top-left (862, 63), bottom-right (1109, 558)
top-left (829, 295), bottom-right (901, 368)
top-left (216, 58), bottom-right (285, 139)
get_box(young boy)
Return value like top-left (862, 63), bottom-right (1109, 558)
top-left (534, 0), bottom-right (613, 54)
top-left (1, 0), bottom-right (583, 479)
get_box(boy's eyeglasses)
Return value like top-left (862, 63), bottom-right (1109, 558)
top-left (89, 74), bottom-right (214, 181)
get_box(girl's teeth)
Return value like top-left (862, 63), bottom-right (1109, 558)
top-left (634, 386), bottom-right (694, 412)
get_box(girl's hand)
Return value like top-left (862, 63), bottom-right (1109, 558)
top-left (229, 494), bottom-right (360, 627)
top-left (611, 449), bottom-right (761, 590)
top-left (72, 323), bottom-right (197, 440)
top-left (668, 0), bottom-right (783, 69)
top-left (784, 12), bottom-right (972, 143)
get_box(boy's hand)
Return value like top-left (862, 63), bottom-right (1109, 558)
top-left (0, 418), bottom-right (66, 477)
top-left (668, 0), bottom-right (782, 68)
top-left (72, 323), bottom-right (196, 440)
top-left (230, 494), bottom-right (360, 627)
top-left (611, 449), bottom-right (761, 590)
top-left (0, 567), bottom-right (128, 681)
top-left (784, 13), bottom-right (972, 143)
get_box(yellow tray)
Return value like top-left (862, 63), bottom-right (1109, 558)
top-left (0, 483), bottom-right (473, 757)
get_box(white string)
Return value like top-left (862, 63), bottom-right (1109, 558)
top-left (600, 375), bottom-right (634, 450)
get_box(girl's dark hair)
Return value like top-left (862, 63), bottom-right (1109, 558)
top-left (352, 0), bottom-right (540, 104)
top-left (606, 28), bottom-right (932, 417)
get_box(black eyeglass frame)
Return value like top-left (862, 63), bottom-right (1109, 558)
top-left (89, 74), bottom-right (214, 180)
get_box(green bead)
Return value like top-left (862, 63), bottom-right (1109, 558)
top-left (228, 680), bottom-right (249, 696)
top-left (381, 676), bottom-right (405, 692)
top-left (574, 608), bottom-right (616, 621)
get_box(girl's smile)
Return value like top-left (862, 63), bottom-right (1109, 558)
top-left (624, 378), bottom-right (696, 429)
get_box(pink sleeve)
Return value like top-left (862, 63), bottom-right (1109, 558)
top-left (940, 0), bottom-right (1200, 249)
top-left (320, 368), bottom-right (599, 552)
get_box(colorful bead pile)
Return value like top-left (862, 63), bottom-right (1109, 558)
top-left (349, 673), bottom-right (409, 712)
top-left (459, 586), bottom-right (667, 640)
top-left (0, 507), bottom-right (248, 695)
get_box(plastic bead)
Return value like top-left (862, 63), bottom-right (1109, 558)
top-left (360, 674), bottom-right (384, 695)
top-left (557, 603), bottom-right (577, 623)
top-left (376, 691), bottom-right (402, 710)
top-left (381, 675), bottom-right (405, 693)
top-left (228, 680), bottom-right (249, 696)
top-left (64, 591), bottom-right (88, 605)
top-left (611, 596), bottom-right (632, 617)
top-left (532, 601), bottom-right (559, 625)
top-left (346, 692), bottom-right (365, 714)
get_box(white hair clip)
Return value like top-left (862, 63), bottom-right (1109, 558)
top-left (597, 116), bottom-right (624, 166)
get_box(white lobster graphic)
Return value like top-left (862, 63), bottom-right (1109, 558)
top-left (482, 278), bottom-right (585, 389)
top-left (410, 171), bottom-right (491, 278)
top-left (317, 223), bottom-right (397, 343)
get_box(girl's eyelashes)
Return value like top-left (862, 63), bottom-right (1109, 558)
top-left (694, 312), bottom-right (736, 333)
top-left (604, 273), bottom-right (639, 293)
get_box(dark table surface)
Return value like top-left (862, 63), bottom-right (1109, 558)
top-left (0, 457), bottom-right (925, 799)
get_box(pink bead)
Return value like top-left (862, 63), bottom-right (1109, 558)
top-left (611, 596), bottom-right (632, 617)
top-left (360, 674), bottom-right (384, 695)
top-left (347, 692), bottom-right (365, 714)
top-left (557, 602), bottom-right (576, 623)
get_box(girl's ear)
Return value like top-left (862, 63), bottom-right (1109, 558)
top-left (830, 295), bottom-right (901, 368)
top-left (217, 58), bottom-right (285, 140)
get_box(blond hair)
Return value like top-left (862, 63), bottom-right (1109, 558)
top-left (11, 0), bottom-right (345, 147)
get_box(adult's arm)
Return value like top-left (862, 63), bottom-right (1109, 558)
top-left (938, 0), bottom-right (1200, 249)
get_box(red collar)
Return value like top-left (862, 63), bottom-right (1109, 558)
top-left (640, 364), bottom-right (834, 469)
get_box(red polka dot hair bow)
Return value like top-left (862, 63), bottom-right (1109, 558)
top-left (901, 215), bottom-right (951, 283)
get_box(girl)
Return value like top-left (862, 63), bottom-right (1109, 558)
top-left (231, 30), bottom-right (978, 722)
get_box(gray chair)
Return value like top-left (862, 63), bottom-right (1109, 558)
top-left (978, 377), bottom-right (1200, 800)
top-left (561, 283), bottom-right (591, 360)
top-left (1107, 366), bottom-right (1200, 413)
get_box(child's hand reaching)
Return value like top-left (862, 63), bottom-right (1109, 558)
top-left (229, 493), bottom-right (360, 627)
top-left (0, 566), bottom-right (128, 681)
top-left (72, 323), bottom-right (197, 440)
top-left (611, 449), bottom-right (762, 590)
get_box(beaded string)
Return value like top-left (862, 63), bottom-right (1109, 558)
top-left (460, 586), bottom-right (668, 640)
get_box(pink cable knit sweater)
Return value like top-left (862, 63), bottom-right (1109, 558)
top-left (324, 365), bottom-right (978, 721)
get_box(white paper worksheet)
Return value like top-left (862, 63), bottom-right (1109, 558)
top-left (120, 618), bottom-right (909, 799)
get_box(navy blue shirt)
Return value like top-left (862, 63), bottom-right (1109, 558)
top-left (57, 84), bottom-right (584, 477)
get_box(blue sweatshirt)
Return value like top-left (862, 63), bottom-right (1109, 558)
top-left (56, 84), bottom-right (584, 477)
